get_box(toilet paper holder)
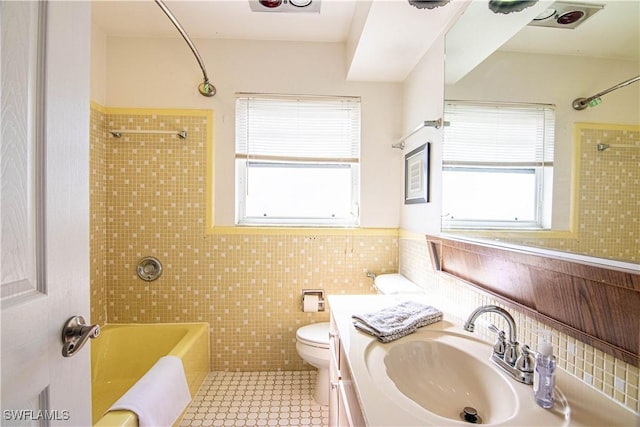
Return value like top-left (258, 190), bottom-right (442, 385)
top-left (301, 289), bottom-right (325, 312)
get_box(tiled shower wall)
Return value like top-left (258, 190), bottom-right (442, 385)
top-left (503, 124), bottom-right (640, 263)
top-left (399, 236), bottom-right (639, 413)
top-left (89, 104), bottom-right (397, 371)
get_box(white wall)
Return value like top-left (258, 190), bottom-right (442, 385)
top-left (446, 51), bottom-right (639, 230)
top-left (399, 35), bottom-right (447, 234)
top-left (90, 23), bottom-right (107, 106)
top-left (94, 35), bottom-right (404, 227)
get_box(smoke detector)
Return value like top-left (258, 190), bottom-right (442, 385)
top-left (528, 2), bottom-right (603, 29)
top-left (249, 0), bottom-right (321, 13)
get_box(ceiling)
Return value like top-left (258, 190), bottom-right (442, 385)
top-left (91, 0), bottom-right (358, 42)
top-left (92, 0), bottom-right (639, 82)
top-left (500, 0), bottom-right (640, 60)
top-left (91, 0), bottom-right (464, 81)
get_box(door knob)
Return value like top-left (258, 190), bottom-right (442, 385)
top-left (61, 315), bottom-right (100, 357)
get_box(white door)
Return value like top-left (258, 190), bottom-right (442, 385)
top-left (1, 2), bottom-right (92, 426)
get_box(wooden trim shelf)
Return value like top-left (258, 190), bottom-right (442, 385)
top-left (426, 235), bottom-right (640, 366)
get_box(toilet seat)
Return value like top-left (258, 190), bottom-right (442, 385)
top-left (296, 322), bottom-right (330, 349)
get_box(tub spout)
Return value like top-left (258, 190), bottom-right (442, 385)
top-left (61, 315), bottom-right (100, 357)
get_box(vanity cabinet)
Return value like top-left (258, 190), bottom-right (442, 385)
top-left (329, 314), bottom-right (366, 427)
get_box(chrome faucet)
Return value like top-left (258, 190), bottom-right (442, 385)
top-left (464, 305), bottom-right (534, 385)
top-left (464, 305), bottom-right (519, 364)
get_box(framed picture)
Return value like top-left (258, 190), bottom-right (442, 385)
top-left (404, 143), bottom-right (430, 204)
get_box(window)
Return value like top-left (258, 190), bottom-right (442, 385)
top-left (235, 94), bottom-right (361, 226)
top-left (442, 101), bottom-right (555, 229)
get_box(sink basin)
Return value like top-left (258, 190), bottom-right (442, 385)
top-left (384, 338), bottom-right (517, 423)
top-left (365, 327), bottom-right (571, 426)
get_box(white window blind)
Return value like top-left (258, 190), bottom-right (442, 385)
top-left (235, 94), bottom-right (361, 226)
top-left (236, 95), bottom-right (361, 162)
top-left (443, 102), bottom-right (555, 166)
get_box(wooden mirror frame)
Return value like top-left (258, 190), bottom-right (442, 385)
top-left (427, 235), bottom-right (639, 366)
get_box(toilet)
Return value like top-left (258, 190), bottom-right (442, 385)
top-left (371, 273), bottom-right (423, 296)
top-left (295, 274), bottom-right (422, 406)
top-left (295, 322), bottom-right (331, 406)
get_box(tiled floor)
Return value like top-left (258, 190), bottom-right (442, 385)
top-left (180, 371), bottom-right (329, 427)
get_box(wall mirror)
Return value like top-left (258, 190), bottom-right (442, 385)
top-left (443, 0), bottom-right (639, 267)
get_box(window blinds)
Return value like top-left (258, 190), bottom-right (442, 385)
top-left (235, 95), bottom-right (361, 163)
top-left (443, 102), bottom-right (555, 167)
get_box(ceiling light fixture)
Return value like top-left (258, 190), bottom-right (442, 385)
top-left (528, 2), bottom-right (603, 29)
top-left (250, 0), bottom-right (320, 13)
top-left (556, 10), bottom-right (585, 25)
top-left (290, 0), bottom-right (312, 7)
top-left (533, 8), bottom-right (556, 20)
top-left (408, 0), bottom-right (451, 10)
top-left (488, 0), bottom-right (538, 14)
top-left (258, 0), bottom-right (282, 8)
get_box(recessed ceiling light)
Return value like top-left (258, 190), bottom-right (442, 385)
top-left (527, 2), bottom-right (603, 29)
top-left (250, 0), bottom-right (320, 13)
top-left (259, 0), bottom-right (282, 8)
top-left (534, 8), bottom-right (556, 21)
top-left (556, 10), bottom-right (585, 25)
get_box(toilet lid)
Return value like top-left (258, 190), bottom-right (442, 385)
top-left (296, 322), bottom-right (330, 348)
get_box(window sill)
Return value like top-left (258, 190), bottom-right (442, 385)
top-left (442, 228), bottom-right (578, 240)
top-left (205, 226), bottom-right (399, 237)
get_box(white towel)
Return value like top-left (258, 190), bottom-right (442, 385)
top-left (108, 356), bottom-right (191, 427)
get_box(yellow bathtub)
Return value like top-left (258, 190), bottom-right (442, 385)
top-left (91, 323), bottom-right (209, 427)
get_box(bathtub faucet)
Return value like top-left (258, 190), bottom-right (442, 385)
top-left (61, 315), bottom-right (100, 357)
top-left (463, 305), bottom-right (534, 385)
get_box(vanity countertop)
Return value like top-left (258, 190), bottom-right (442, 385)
top-left (328, 294), bottom-right (638, 427)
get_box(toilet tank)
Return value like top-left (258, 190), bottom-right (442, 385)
top-left (373, 273), bottom-right (422, 295)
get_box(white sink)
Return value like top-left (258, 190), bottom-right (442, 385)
top-left (365, 327), bottom-right (571, 426)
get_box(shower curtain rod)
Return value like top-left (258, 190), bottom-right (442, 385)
top-left (572, 75), bottom-right (640, 110)
top-left (154, 0), bottom-right (216, 97)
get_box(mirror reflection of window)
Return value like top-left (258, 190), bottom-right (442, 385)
top-left (442, 101), bottom-right (555, 230)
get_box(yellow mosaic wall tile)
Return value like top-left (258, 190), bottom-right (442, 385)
top-left (399, 236), bottom-right (639, 413)
top-left (89, 104), bottom-right (398, 371)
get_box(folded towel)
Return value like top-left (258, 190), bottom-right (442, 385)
top-left (108, 356), bottom-right (191, 427)
top-left (352, 301), bottom-right (443, 343)
top-left (353, 321), bottom-right (420, 343)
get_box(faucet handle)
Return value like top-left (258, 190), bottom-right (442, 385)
top-left (504, 341), bottom-right (519, 366)
top-left (515, 344), bottom-right (535, 373)
top-left (488, 324), bottom-right (506, 357)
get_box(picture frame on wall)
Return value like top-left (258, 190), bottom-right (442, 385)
top-left (404, 143), bottom-right (430, 204)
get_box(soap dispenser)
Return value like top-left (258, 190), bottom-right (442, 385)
top-left (533, 337), bottom-right (556, 409)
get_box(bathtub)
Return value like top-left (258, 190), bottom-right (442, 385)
top-left (91, 323), bottom-right (209, 427)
